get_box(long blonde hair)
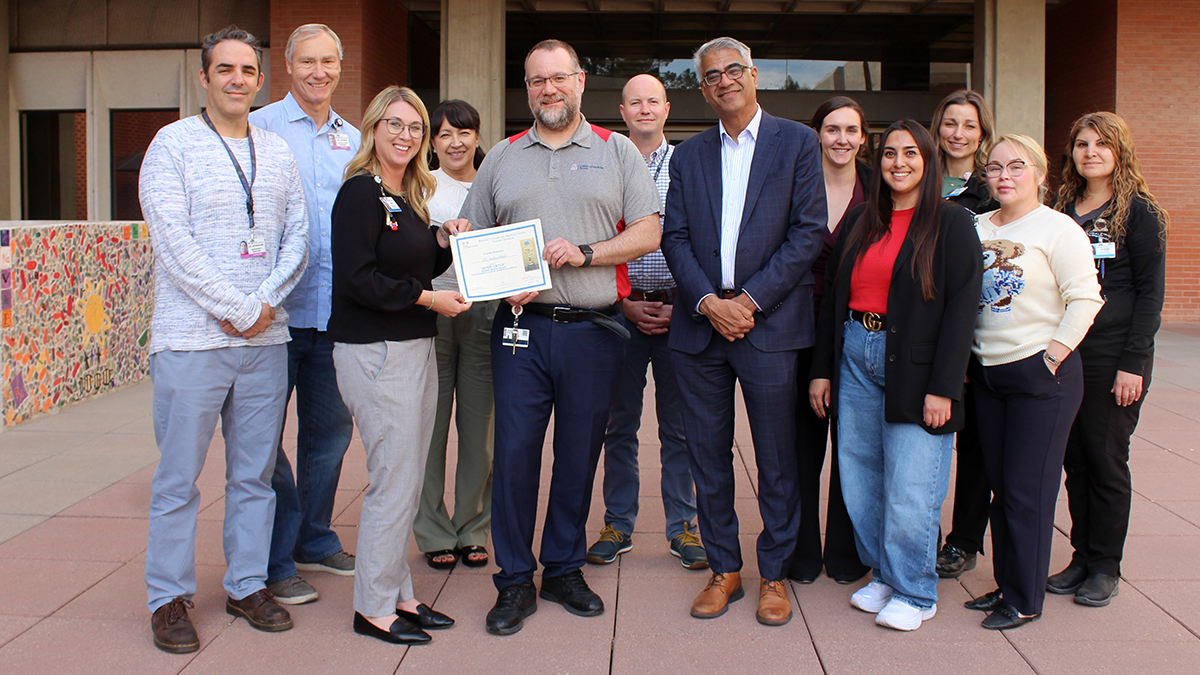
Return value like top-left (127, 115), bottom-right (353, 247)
top-left (1054, 112), bottom-right (1170, 243)
top-left (344, 86), bottom-right (436, 223)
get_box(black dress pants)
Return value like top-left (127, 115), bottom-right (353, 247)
top-left (971, 352), bottom-right (1084, 616)
top-left (1063, 349), bottom-right (1153, 577)
top-left (789, 346), bottom-right (868, 580)
top-left (945, 386), bottom-right (991, 555)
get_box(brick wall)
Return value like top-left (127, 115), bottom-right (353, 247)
top-left (269, 0), bottom-right (412, 129)
top-left (73, 113), bottom-right (87, 219)
top-left (1044, 0), bottom-right (1118, 186)
top-left (1115, 0), bottom-right (1200, 320)
top-left (111, 110), bottom-right (181, 221)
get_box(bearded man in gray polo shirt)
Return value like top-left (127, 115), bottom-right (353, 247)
top-left (449, 39), bottom-right (661, 636)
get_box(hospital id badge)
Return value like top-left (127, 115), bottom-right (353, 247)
top-left (330, 132), bottom-right (352, 150)
top-left (502, 327), bottom-right (530, 349)
top-left (380, 196), bottom-right (403, 213)
top-left (1092, 242), bottom-right (1116, 259)
top-left (240, 236), bottom-right (267, 259)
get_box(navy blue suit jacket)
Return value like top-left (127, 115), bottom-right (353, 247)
top-left (661, 111), bottom-right (827, 354)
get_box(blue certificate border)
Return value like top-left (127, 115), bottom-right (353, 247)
top-left (450, 219), bottom-right (552, 301)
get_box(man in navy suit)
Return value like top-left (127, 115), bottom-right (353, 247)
top-left (661, 36), bottom-right (826, 627)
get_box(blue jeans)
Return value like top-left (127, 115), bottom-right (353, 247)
top-left (601, 324), bottom-right (696, 540)
top-left (837, 320), bottom-right (952, 610)
top-left (267, 328), bottom-right (354, 584)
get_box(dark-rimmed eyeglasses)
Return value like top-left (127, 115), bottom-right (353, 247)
top-left (378, 118), bottom-right (425, 137)
top-left (702, 63), bottom-right (747, 87)
top-left (984, 160), bottom-right (1027, 179)
top-left (525, 72), bottom-right (581, 90)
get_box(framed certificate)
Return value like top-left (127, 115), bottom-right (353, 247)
top-left (450, 219), bottom-right (553, 302)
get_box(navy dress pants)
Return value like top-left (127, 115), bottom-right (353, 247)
top-left (672, 337), bottom-right (801, 582)
top-left (490, 305), bottom-right (625, 590)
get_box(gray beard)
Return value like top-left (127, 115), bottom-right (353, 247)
top-left (533, 97), bottom-right (579, 131)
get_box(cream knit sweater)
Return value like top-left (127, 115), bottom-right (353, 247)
top-left (973, 204), bottom-right (1103, 365)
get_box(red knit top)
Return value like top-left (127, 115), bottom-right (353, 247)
top-left (848, 208), bottom-right (914, 314)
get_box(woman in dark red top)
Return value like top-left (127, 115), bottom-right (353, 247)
top-left (789, 97), bottom-right (872, 586)
top-left (809, 120), bottom-right (982, 631)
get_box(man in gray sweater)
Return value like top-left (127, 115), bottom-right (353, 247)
top-left (139, 26), bottom-right (308, 654)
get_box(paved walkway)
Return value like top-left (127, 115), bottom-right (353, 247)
top-left (2, 325), bottom-right (1200, 674)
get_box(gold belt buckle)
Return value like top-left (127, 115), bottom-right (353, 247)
top-left (860, 312), bottom-right (883, 331)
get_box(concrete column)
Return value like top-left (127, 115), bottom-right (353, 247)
top-left (974, 0), bottom-right (1045, 145)
top-left (440, 0), bottom-right (505, 148)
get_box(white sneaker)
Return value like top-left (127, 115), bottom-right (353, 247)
top-left (850, 580), bottom-right (893, 613)
top-left (875, 597), bottom-right (937, 631)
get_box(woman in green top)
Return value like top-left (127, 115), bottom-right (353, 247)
top-left (930, 89), bottom-right (996, 214)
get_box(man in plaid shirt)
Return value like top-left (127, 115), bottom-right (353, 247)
top-left (586, 74), bottom-right (707, 571)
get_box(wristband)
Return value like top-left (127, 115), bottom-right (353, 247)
top-left (1043, 351), bottom-right (1060, 367)
top-left (427, 291), bottom-right (436, 310)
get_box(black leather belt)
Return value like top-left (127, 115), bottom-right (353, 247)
top-left (849, 309), bottom-right (887, 332)
top-left (629, 289), bottom-right (676, 304)
top-left (521, 303), bottom-right (630, 339)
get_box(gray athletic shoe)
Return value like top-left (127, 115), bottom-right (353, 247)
top-left (295, 550), bottom-right (356, 576)
top-left (266, 575), bottom-right (318, 605)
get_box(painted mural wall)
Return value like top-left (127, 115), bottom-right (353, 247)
top-left (1, 221), bottom-right (153, 427)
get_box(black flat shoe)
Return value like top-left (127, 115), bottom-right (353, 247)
top-left (353, 612), bottom-right (431, 645)
top-left (424, 550), bottom-right (458, 570)
top-left (829, 569), bottom-right (870, 585)
top-left (981, 602), bottom-right (1040, 630)
top-left (396, 603), bottom-right (455, 629)
top-left (1046, 563), bottom-right (1087, 594)
top-left (458, 545), bottom-right (489, 568)
top-left (1075, 573), bottom-right (1119, 607)
top-left (964, 589), bottom-right (1002, 612)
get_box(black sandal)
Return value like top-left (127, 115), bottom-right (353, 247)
top-left (458, 545), bottom-right (488, 568)
top-left (425, 549), bottom-right (458, 570)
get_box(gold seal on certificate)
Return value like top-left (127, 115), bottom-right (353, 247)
top-left (450, 219), bottom-right (554, 302)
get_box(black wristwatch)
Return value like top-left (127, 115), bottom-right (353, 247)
top-left (579, 243), bottom-right (594, 268)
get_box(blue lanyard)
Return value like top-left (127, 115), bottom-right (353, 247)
top-left (202, 111), bottom-right (257, 232)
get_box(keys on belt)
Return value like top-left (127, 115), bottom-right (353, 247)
top-left (849, 309), bottom-right (886, 331)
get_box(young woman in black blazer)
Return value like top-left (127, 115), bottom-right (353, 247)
top-left (1048, 112), bottom-right (1169, 607)
top-left (809, 120), bottom-right (983, 631)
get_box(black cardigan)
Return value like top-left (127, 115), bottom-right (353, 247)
top-left (1074, 195), bottom-right (1166, 376)
top-left (810, 201), bottom-right (983, 434)
top-left (948, 172), bottom-right (997, 215)
top-left (328, 174), bottom-right (453, 344)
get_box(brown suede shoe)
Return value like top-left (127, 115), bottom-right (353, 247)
top-left (757, 579), bottom-right (792, 626)
top-left (226, 589), bottom-right (293, 632)
top-left (151, 597), bottom-right (199, 654)
top-left (691, 572), bottom-right (744, 619)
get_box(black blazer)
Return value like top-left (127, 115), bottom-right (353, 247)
top-left (810, 201), bottom-right (983, 434)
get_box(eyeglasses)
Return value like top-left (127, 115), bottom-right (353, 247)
top-left (525, 71), bottom-right (580, 89)
top-left (379, 118), bottom-right (425, 137)
top-left (702, 63), bottom-right (747, 87)
top-left (984, 160), bottom-right (1027, 179)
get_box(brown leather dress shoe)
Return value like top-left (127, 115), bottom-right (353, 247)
top-left (757, 579), bottom-right (792, 626)
top-left (691, 572), bottom-right (744, 619)
top-left (151, 597), bottom-right (199, 653)
top-left (226, 589), bottom-right (294, 632)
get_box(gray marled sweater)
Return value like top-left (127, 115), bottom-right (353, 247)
top-left (139, 115), bottom-right (308, 355)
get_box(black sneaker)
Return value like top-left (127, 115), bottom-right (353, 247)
top-left (586, 526), bottom-right (632, 565)
top-left (935, 544), bottom-right (977, 579)
top-left (539, 569), bottom-right (604, 616)
top-left (486, 582), bottom-right (537, 636)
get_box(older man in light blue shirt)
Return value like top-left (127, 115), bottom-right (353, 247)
top-left (248, 23), bottom-right (361, 605)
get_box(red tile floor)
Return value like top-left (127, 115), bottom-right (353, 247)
top-left (2, 324), bottom-right (1200, 674)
